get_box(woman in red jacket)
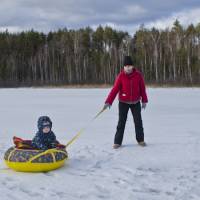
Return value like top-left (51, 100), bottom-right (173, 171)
top-left (104, 56), bottom-right (148, 149)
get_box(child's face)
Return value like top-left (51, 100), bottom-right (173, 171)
top-left (42, 126), bottom-right (50, 133)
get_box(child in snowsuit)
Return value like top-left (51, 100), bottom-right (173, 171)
top-left (32, 116), bottom-right (59, 150)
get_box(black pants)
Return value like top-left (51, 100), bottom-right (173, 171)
top-left (114, 101), bottom-right (144, 145)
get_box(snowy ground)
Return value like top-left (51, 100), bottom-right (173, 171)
top-left (0, 88), bottom-right (200, 200)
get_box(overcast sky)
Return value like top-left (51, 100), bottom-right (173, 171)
top-left (1, 0), bottom-right (200, 35)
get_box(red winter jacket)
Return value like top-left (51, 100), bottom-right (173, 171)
top-left (105, 69), bottom-right (148, 105)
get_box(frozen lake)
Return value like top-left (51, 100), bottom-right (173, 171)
top-left (0, 88), bottom-right (200, 200)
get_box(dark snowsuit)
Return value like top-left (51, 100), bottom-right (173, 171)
top-left (32, 131), bottom-right (58, 150)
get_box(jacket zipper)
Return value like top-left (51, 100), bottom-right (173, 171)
top-left (130, 79), bottom-right (133, 101)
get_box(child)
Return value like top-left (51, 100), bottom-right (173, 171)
top-left (32, 116), bottom-right (59, 150)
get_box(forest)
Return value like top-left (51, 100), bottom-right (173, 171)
top-left (0, 20), bottom-right (199, 86)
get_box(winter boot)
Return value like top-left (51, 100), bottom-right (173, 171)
top-left (138, 141), bottom-right (146, 147)
top-left (113, 144), bottom-right (121, 149)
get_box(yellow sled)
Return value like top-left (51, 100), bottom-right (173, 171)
top-left (4, 108), bottom-right (106, 173)
top-left (4, 147), bottom-right (68, 172)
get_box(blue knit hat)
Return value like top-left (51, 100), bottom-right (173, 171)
top-left (37, 116), bottom-right (52, 130)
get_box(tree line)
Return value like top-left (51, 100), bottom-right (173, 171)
top-left (0, 20), bottom-right (199, 86)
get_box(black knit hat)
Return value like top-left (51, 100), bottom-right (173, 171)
top-left (123, 56), bottom-right (133, 66)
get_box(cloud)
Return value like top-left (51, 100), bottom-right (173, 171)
top-left (0, 0), bottom-right (148, 32)
top-left (0, 0), bottom-right (199, 34)
top-left (144, 8), bottom-right (200, 30)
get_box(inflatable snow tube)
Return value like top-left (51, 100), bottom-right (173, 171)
top-left (4, 147), bottom-right (68, 172)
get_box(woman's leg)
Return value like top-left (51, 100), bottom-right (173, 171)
top-left (130, 102), bottom-right (144, 143)
top-left (114, 102), bottom-right (129, 145)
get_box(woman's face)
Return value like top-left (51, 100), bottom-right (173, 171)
top-left (124, 65), bottom-right (133, 74)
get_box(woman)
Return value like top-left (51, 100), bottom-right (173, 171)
top-left (103, 56), bottom-right (148, 149)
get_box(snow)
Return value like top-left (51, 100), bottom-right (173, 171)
top-left (0, 88), bottom-right (200, 200)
